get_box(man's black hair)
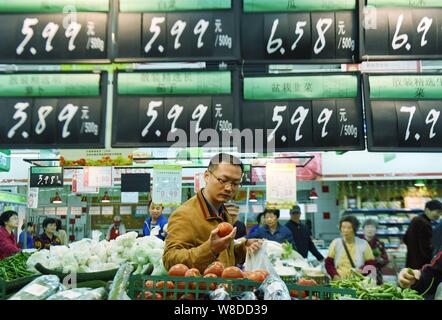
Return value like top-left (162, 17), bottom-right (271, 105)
top-left (425, 200), bottom-right (442, 211)
top-left (208, 153), bottom-right (244, 174)
top-left (264, 209), bottom-right (280, 219)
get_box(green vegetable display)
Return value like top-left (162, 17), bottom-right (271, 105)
top-left (330, 271), bottom-right (424, 300)
top-left (0, 253), bottom-right (35, 281)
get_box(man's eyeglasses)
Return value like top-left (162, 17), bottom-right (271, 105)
top-left (208, 170), bottom-right (242, 188)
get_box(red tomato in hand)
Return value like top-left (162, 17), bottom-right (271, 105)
top-left (217, 222), bottom-right (233, 237)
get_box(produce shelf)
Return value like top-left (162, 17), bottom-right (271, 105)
top-left (128, 275), bottom-right (356, 301)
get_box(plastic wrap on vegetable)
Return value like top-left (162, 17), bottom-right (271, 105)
top-left (209, 285), bottom-right (231, 300)
top-left (256, 275), bottom-right (291, 300)
top-left (9, 275), bottom-right (61, 300)
top-left (108, 263), bottom-right (134, 300)
top-left (47, 287), bottom-right (108, 300)
top-left (235, 291), bottom-right (258, 300)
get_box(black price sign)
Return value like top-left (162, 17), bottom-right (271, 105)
top-left (0, 1), bottom-right (110, 63)
top-left (364, 74), bottom-right (442, 151)
top-left (30, 166), bottom-right (63, 188)
top-left (112, 70), bottom-right (239, 148)
top-left (241, 0), bottom-right (358, 62)
top-left (115, 0), bottom-right (239, 62)
top-left (0, 73), bottom-right (107, 149)
top-left (360, 0), bottom-right (442, 60)
top-left (241, 73), bottom-right (364, 152)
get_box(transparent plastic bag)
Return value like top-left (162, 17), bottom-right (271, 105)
top-left (9, 275), bottom-right (61, 300)
top-left (244, 241), bottom-right (279, 277)
top-left (47, 287), bottom-right (108, 300)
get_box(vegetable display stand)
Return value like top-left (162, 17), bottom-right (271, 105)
top-left (128, 275), bottom-right (357, 300)
top-left (128, 275), bottom-right (260, 300)
top-left (0, 275), bottom-right (39, 300)
top-left (286, 283), bottom-right (356, 300)
top-left (35, 263), bottom-right (119, 282)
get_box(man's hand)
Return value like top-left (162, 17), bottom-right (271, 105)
top-left (245, 238), bottom-right (264, 254)
top-left (398, 268), bottom-right (421, 289)
top-left (209, 227), bottom-right (237, 254)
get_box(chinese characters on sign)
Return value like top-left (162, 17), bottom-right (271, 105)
top-left (152, 165), bottom-right (182, 207)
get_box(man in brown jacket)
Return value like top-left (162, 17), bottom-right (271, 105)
top-left (163, 153), bottom-right (263, 273)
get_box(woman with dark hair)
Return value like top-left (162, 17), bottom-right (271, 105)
top-left (246, 209), bottom-right (295, 246)
top-left (19, 222), bottom-right (35, 249)
top-left (0, 210), bottom-right (20, 259)
top-left (34, 218), bottom-right (62, 250)
top-left (360, 219), bottom-right (389, 284)
top-left (325, 215), bottom-right (375, 280)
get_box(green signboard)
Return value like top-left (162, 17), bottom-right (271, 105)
top-left (0, 149), bottom-right (10, 172)
top-left (243, 0), bottom-right (356, 12)
top-left (0, 74), bottom-right (100, 97)
top-left (118, 72), bottom-right (231, 95)
top-left (120, 0), bottom-right (231, 12)
top-left (0, 191), bottom-right (27, 205)
top-left (0, 0), bottom-right (109, 12)
top-left (31, 167), bottom-right (63, 175)
top-left (369, 75), bottom-right (442, 99)
top-left (244, 75), bottom-right (358, 100)
top-left (367, 0), bottom-right (442, 8)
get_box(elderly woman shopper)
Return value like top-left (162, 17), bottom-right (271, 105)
top-left (325, 215), bottom-right (375, 280)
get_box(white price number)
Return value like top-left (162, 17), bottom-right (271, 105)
top-left (16, 18), bottom-right (83, 55)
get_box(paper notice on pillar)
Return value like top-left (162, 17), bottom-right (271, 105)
top-left (83, 167), bottom-right (113, 188)
top-left (194, 172), bottom-right (206, 193)
top-left (152, 165), bottom-right (182, 207)
top-left (306, 203), bottom-right (318, 213)
top-left (72, 169), bottom-right (100, 194)
top-left (27, 188), bottom-right (39, 209)
top-left (266, 163), bottom-right (297, 209)
top-left (121, 192), bottom-right (139, 204)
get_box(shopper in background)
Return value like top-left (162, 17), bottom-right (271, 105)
top-left (432, 222), bottom-right (442, 257)
top-left (247, 209), bottom-right (296, 247)
top-left (249, 211), bottom-right (265, 235)
top-left (399, 249), bottom-right (442, 299)
top-left (163, 153), bottom-right (263, 273)
top-left (360, 219), bottom-right (389, 284)
top-left (0, 210), bottom-right (20, 260)
top-left (225, 202), bottom-right (247, 239)
top-left (34, 218), bottom-right (61, 250)
top-left (325, 215), bottom-right (375, 280)
top-left (285, 205), bottom-right (324, 261)
top-left (404, 200), bottom-right (442, 269)
top-left (18, 222), bottom-right (35, 249)
top-left (55, 219), bottom-right (68, 246)
top-left (106, 215), bottom-right (126, 241)
top-left (143, 200), bottom-right (168, 240)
